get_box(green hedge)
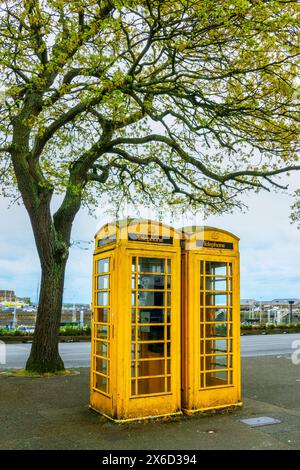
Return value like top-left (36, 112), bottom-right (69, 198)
top-left (1, 323), bottom-right (300, 336)
top-left (240, 322), bottom-right (300, 330)
top-left (59, 324), bottom-right (91, 336)
top-left (0, 328), bottom-right (27, 336)
top-left (0, 324), bottom-right (91, 337)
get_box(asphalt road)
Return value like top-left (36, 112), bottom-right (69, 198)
top-left (1, 333), bottom-right (300, 369)
top-left (241, 333), bottom-right (300, 357)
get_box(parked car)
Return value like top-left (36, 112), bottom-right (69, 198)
top-left (17, 326), bottom-right (35, 334)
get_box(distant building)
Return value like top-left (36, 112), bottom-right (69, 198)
top-left (240, 299), bottom-right (257, 305)
top-left (241, 298), bottom-right (300, 306)
top-left (270, 298), bottom-right (299, 305)
top-left (0, 290), bottom-right (16, 302)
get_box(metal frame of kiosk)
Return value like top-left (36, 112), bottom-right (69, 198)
top-left (181, 226), bottom-right (242, 414)
top-left (90, 219), bottom-right (182, 422)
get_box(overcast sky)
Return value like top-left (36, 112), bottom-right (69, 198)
top-left (0, 173), bottom-right (299, 304)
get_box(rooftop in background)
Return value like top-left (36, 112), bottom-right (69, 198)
top-left (241, 298), bottom-right (300, 305)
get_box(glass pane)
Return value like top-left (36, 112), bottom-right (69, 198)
top-left (97, 325), bottom-right (109, 339)
top-left (138, 291), bottom-right (164, 306)
top-left (206, 338), bottom-right (229, 353)
top-left (206, 371), bottom-right (228, 386)
top-left (131, 308), bottom-right (136, 322)
top-left (166, 308), bottom-right (171, 323)
top-left (138, 258), bottom-right (164, 273)
top-left (166, 325), bottom-right (170, 340)
top-left (205, 262), bottom-right (226, 276)
top-left (205, 323), bottom-right (231, 337)
top-left (132, 359), bottom-right (165, 377)
top-left (96, 307), bottom-right (109, 323)
top-left (131, 293), bottom-right (136, 306)
top-left (167, 259), bottom-right (171, 274)
top-left (206, 278), bottom-right (227, 291)
top-left (137, 377), bottom-right (165, 394)
top-left (215, 371), bottom-right (228, 381)
top-left (97, 258), bottom-right (109, 273)
top-left (167, 292), bottom-right (171, 307)
top-left (97, 275), bottom-right (109, 290)
top-left (138, 274), bottom-right (164, 290)
top-left (95, 341), bottom-right (109, 357)
top-left (205, 277), bottom-right (212, 291)
top-left (131, 380), bottom-right (136, 395)
top-left (137, 308), bottom-right (164, 324)
top-left (132, 257), bottom-right (136, 272)
top-left (136, 342), bottom-right (165, 358)
top-left (206, 293), bottom-right (227, 306)
top-left (136, 325), bottom-right (165, 341)
top-left (131, 342), bottom-right (135, 359)
top-left (131, 327), bottom-right (136, 341)
top-left (95, 357), bottom-right (109, 375)
top-left (206, 355), bottom-right (227, 371)
top-left (200, 307), bottom-right (205, 323)
top-left (97, 292), bottom-right (109, 306)
top-left (94, 374), bottom-right (108, 392)
top-left (200, 261), bottom-right (204, 275)
top-left (205, 308), bottom-right (229, 322)
top-left (206, 278), bottom-right (230, 291)
top-left (166, 276), bottom-right (171, 289)
top-left (131, 275), bottom-right (136, 289)
top-left (200, 373), bottom-right (205, 388)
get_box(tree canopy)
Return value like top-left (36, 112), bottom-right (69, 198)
top-left (1, 0), bottom-right (300, 218)
top-left (2, 0), bottom-right (300, 373)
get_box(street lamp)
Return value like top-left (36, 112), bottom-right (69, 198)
top-left (259, 297), bottom-right (262, 324)
top-left (288, 300), bottom-right (295, 325)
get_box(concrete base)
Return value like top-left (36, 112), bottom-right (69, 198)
top-left (89, 405), bottom-right (183, 423)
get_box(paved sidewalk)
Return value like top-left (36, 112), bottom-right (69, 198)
top-left (0, 356), bottom-right (299, 450)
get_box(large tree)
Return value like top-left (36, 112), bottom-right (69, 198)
top-left (0, 0), bottom-right (300, 372)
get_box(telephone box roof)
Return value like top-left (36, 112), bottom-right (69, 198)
top-left (180, 225), bottom-right (240, 241)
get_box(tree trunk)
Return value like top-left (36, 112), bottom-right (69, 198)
top-left (10, 121), bottom-right (82, 374)
top-left (22, 187), bottom-right (81, 374)
top-left (26, 258), bottom-right (67, 373)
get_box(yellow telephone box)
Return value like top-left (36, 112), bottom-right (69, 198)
top-left (181, 226), bottom-right (242, 414)
top-left (90, 219), bottom-right (182, 421)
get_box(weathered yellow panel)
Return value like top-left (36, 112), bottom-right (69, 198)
top-left (91, 219), bottom-right (182, 421)
top-left (181, 226), bottom-right (242, 413)
top-left (91, 221), bottom-right (242, 421)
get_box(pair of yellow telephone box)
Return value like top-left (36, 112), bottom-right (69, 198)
top-left (90, 219), bottom-right (242, 422)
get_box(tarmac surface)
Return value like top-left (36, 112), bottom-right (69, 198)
top-left (0, 355), bottom-right (300, 450)
top-left (2, 333), bottom-right (300, 369)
